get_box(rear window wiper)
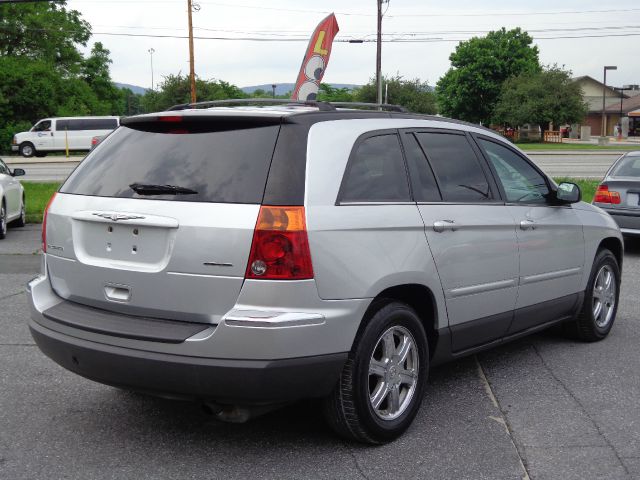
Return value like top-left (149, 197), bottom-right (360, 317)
top-left (129, 183), bottom-right (198, 196)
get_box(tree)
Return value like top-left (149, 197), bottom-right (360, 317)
top-left (140, 74), bottom-right (248, 112)
top-left (493, 66), bottom-right (588, 132)
top-left (317, 84), bottom-right (356, 102)
top-left (435, 28), bottom-right (541, 124)
top-left (0, 1), bottom-right (91, 73)
top-left (355, 75), bottom-right (436, 114)
top-left (82, 42), bottom-right (122, 114)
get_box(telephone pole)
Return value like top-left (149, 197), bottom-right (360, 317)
top-left (376, 0), bottom-right (383, 106)
top-left (187, 0), bottom-right (197, 103)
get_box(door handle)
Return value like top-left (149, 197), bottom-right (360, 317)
top-left (520, 219), bottom-right (536, 230)
top-left (433, 220), bottom-right (456, 233)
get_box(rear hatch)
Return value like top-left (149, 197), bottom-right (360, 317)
top-left (45, 114), bottom-right (282, 323)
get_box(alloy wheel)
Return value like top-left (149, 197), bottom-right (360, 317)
top-left (368, 325), bottom-right (419, 421)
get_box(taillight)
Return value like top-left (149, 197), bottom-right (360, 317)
top-left (245, 206), bottom-right (314, 280)
top-left (42, 193), bottom-right (57, 253)
top-left (594, 185), bottom-right (621, 204)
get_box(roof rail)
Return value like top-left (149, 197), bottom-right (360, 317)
top-left (166, 98), bottom-right (408, 113)
top-left (167, 98), bottom-right (335, 111)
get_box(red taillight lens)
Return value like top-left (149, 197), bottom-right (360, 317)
top-left (158, 115), bottom-right (183, 123)
top-left (42, 192), bottom-right (57, 253)
top-left (245, 206), bottom-right (314, 280)
top-left (594, 185), bottom-right (621, 204)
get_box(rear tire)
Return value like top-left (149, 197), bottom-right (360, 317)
top-left (19, 142), bottom-right (35, 158)
top-left (572, 249), bottom-right (620, 342)
top-left (322, 301), bottom-right (429, 444)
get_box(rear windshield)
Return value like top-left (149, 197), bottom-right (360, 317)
top-left (610, 155), bottom-right (640, 177)
top-left (61, 123), bottom-right (280, 204)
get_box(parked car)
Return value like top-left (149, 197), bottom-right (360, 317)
top-left (593, 151), bottom-right (640, 236)
top-left (28, 103), bottom-right (623, 443)
top-left (0, 158), bottom-right (25, 239)
top-left (11, 117), bottom-right (119, 157)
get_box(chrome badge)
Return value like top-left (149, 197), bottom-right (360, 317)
top-left (92, 213), bottom-right (146, 222)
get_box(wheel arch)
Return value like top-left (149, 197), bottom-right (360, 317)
top-left (598, 237), bottom-right (623, 270)
top-left (358, 284), bottom-right (440, 360)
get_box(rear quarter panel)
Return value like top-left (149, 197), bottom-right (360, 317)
top-left (303, 119), bottom-right (466, 330)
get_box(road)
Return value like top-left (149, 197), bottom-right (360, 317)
top-left (3, 151), bottom-right (632, 182)
top-left (1, 226), bottom-right (639, 479)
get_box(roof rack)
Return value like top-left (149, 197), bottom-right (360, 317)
top-left (166, 98), bottom-right (408, 113)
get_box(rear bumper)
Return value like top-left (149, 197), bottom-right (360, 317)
top-left (27, 265), bottom-right (368, 403)
top-left (29, 322), bottom-right (346, 404)
top-left (601, 208), bottom-right (640, 235)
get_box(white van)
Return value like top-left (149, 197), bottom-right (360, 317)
top-left (11, 117), bottom-right (119, 157)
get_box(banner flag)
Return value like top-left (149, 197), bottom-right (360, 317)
top-left (291, 13), bottom-right (339, 101)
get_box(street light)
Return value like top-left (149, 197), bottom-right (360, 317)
top-left (602, 66), bottom-right (617, 138)
top-left (148, 48), bottom-right (155, 91)
top-left (271, 84), bottom-right (277, 99)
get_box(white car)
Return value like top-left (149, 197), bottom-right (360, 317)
top-left (0, 158), bottom-right (26, 239)
top-left (11, 117), bottom-right (119, 157)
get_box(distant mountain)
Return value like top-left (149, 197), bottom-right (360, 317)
top-left (114, 82), bottom-right (148, 95)
top-left (241, 83), bottom-right (361, 96)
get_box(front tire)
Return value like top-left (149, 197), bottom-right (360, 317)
top-left (573, 249), bottom-right (620, 341)
top-left (0, 200), bottom-right (7, 239)
top-left (19, 142), bottom-right (35, 158)
top-left (323, 301), bottom-right (429, 444)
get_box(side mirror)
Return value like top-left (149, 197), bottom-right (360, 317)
top-left (556, 182), bottom-right (581, 204)
top-left (12, 168), bottom-right (25, 177)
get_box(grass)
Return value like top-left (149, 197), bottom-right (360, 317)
top-left (23, 182), bottom-right (60, 223)
top-left (516, 142), bottom-right (639, 151)
top-left (553, 177), bottom-right (599, 203)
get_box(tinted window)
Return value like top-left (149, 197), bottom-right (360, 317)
top-left (402, 133), bottom-right (441, 202)
top-left (611, 154), bottom-right (640, 177)
top-left (479, 139), bottom-right (549, 204)
top-left (56, 120), bottom-right (68, 131)
top-left (340, 134), bottom-right (411, 203)
top-left (67, 119), bottom-right (88, 131)
top-left (61, 124), bottom-right (280, 204)
top-left (416, 132), bottom-right (491, 202)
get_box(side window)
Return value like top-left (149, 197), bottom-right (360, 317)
top-left (57, 120), bottom-right (69, 131)
top-left (340, 134), bottom-right (411, 203)
top-left (478, 138), bottom-right (550, 204)
top-left (68, 119), bottom-right (86, 131)
top-left (33, 120), bottom-right (51, 132)
top-left (416, 132), bottom-right (492, 202)
top-left (0, 161), bottom-right (8, 175)
top-left (402, 133), bottom-right (441, 202)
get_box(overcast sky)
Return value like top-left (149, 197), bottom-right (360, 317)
top-left (66, 0), bottom-right (640, 90)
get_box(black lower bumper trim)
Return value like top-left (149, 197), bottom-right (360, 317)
top-left (30, 326), bottom-right (346, 404)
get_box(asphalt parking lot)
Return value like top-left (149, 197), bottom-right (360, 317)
top-left (1, 226), bottom-right (639, 479)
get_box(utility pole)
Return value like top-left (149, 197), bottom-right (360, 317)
top-left (187, 0), bottom-right (197, 104)
top-left (376, 0), bottom-right (383, 106)
top-left (148, 48), bottom-right (155, 91)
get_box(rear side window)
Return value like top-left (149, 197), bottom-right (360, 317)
top-left (416, 132), bottom-right (492, 202)
top-left (402, 133), bottom-right (441, 202)
top-left (61, 123), bottom-right (280, 204)
top-left (611, 155), bottom-right (640, 177)
top-left (339, 134), bottom-right (411, 203)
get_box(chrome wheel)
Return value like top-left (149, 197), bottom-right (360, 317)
top-left (592, 265), bottom-right (616, 328)
top-left (20, 143), bottom-right (34, 157)
top-left (368, 326), bottom-right (419, 421)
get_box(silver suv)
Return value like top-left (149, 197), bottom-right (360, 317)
top-left (28, 102), bottom-right (623, 443)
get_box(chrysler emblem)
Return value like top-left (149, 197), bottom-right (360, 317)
top-left (92, 213), bottom-right (146, 222)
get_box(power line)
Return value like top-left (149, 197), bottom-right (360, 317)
top-left (3, 25), bottom-right (640, 42)
top-left (68, 1), bottom-right (640, 18)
